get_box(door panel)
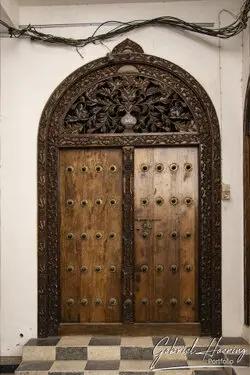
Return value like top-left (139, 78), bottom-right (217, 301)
top-left (60, 149), bottom-right (123, 323)
top-left (60, 146), bottom-right (198, 325)
top-left (134, 147), bottom-right (198, 323)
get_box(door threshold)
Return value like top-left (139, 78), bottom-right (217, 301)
top-left (59, 322), bottom-right (201, 336)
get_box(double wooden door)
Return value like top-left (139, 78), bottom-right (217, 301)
top-left (60, 146), bottom-right (198, 325)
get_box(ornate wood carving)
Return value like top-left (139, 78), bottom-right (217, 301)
top-left (64, 76), bottom-right (195, 134)
top-left (122, 146), bottom-right (135, 323)
top-left (112, 38), bottom-right (144, 54)
top-left (38, 39), bottom-right (221, 337)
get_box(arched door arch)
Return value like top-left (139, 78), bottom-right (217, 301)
top-left (38, 39), bottom-right (221, 337)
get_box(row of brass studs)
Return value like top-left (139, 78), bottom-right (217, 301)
top-left (67, 265), bottom-right (117, 273)
top-left (140, 264), bottom-right (192, 273)
top-left (66, 165), bottom-right (117, 173)
top-left (67, 264), bottom-right (192, 273)
top-left (141, 197), bottom-right (193, 207)
top-left (141, 231), bottom-right (192, 239)
top-left (67, 297), bottom-right (192, 307)
top-left (66, 232), bottom-right (116, 240)
top-left (67, 298), bottom-right (118, 306)
top-left (66, 199), bottom-right (118, 207)
top-left (140, 163), bottom-right (193, 173)
top-left (140, 298), bottom-right (192, 306)
top-left (69, 197), bottom-right (192, 207)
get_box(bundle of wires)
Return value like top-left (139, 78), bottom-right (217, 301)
top-left (0, 0), bottom-right (249, 49)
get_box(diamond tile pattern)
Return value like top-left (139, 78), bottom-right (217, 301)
top-left (12, 336), bottom-right (249, 375)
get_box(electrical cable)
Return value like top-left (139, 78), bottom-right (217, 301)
top-left (0, 0), bottom-right (249, 49)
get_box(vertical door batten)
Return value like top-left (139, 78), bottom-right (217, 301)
top-left (122, 146), bottom-right (135, 323)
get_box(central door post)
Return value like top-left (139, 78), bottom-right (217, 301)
top-left (122, 146), bottom-right (135, 323)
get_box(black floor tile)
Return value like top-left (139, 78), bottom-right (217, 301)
top-left (186, 346), bottom-right (226, 361)
top-left (121, 347), bottom-right (153, 360)
top-left (152, 336), bottom-right (185, 347)
top-left (16, 361), bottom-right (54, 371)
top-left (85, 360), bottom-right (120, 370)
top-left (89, 336), bottom-right (121, 346)
top-left (219, 337), bottom-right (249, 345)
top-left (56, 347), bottom-right (87, 360)
top-left (0, 365), bottom-right (19, 373)
top-left (25, 337), bottom-right (60, 346)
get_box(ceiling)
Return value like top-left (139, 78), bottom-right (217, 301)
top-left (17, 0), bottom-right (203, 5)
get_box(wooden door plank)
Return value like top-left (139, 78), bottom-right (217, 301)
top-left (60, 149), bottom-right (123, 323)
top-left (134, 147), bottom-right (198, 323)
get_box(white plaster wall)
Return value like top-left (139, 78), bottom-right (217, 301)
top-left (0, 0), bottom-right (246, 355)
top-left (0, 0), bottom-right (19, 26)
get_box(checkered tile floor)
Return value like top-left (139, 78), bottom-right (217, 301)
top-left (9, 336), bottom-right (250, 375)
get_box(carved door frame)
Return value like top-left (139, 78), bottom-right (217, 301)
top-left (244, 75), bottom-right (250, 327)
top-left (38, 39), bottom-right (221, 337)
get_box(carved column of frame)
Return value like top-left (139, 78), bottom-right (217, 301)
top-left (38, 39), bottom-right (221, 337)
top-left (122, 146), bottom-right (135, 323)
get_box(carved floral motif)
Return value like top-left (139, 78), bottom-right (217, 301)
top-left (64, 76), bottom-right (196, 134)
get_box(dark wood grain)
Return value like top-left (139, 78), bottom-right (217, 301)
top-left (59, 322), bottom-right (201, 336)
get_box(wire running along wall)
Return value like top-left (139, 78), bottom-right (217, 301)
top-left (0, 0), bottom-right (249, 50)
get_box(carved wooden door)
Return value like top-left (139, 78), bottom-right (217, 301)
top-left (134, 147), bottom-right (198, 323)
top-left (60, 146), bottom-right (198, 325)
top-left (38, 39), bottom-right (221, 337)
